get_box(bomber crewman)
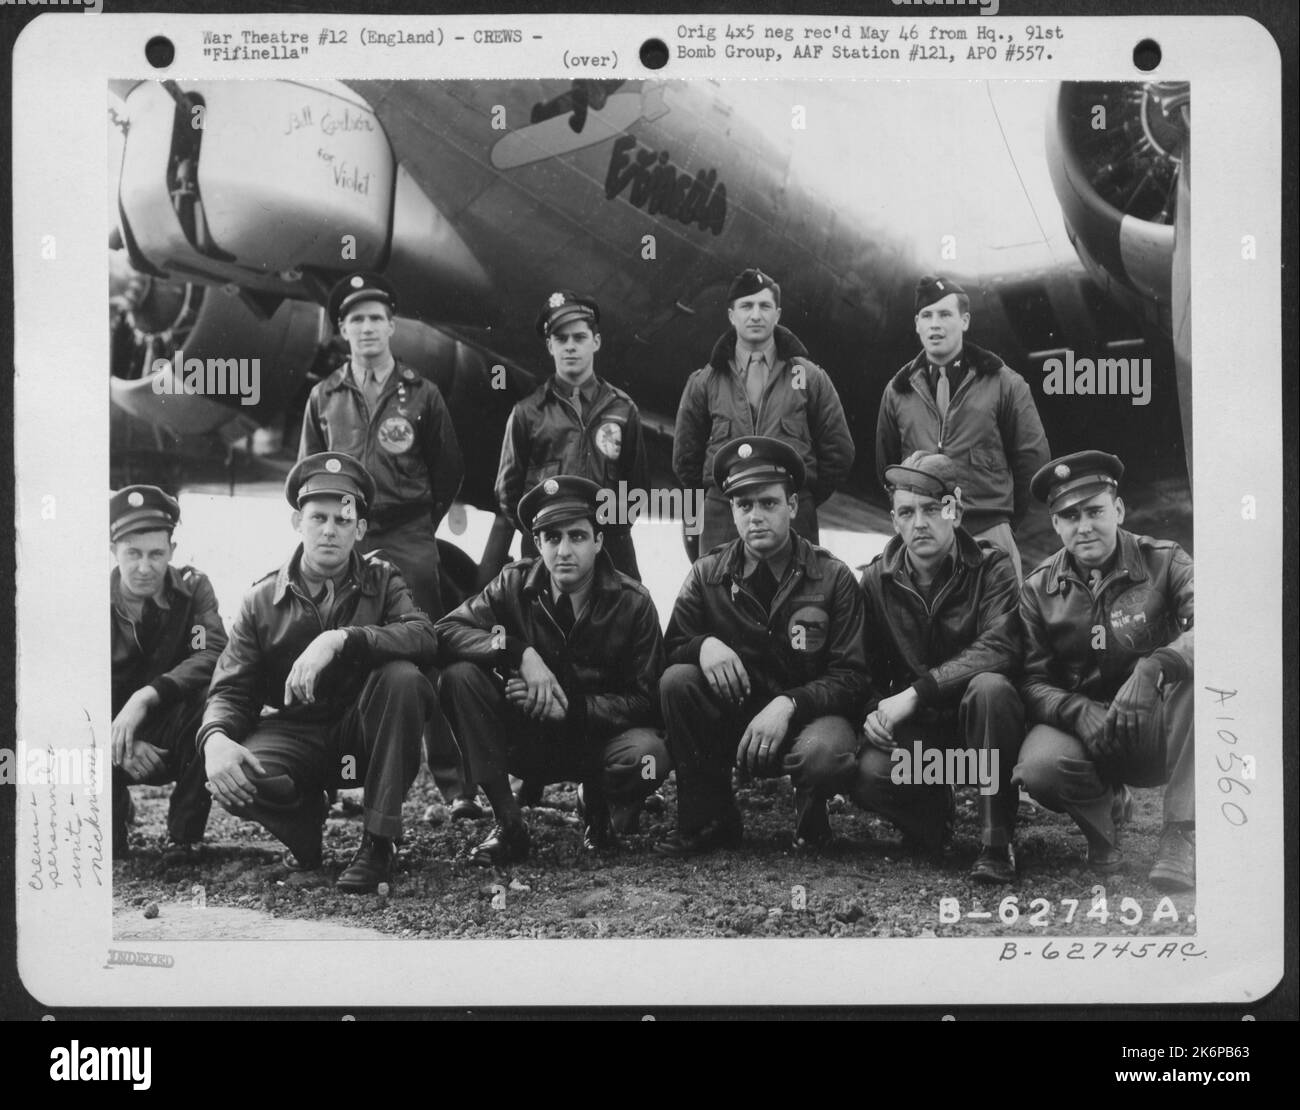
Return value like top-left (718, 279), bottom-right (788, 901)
top-left (876, 276), bottom-right (1050, 582)
top-left (673, 268), bottom-right (855, 557)
top-left (199, 453), bottom-right (437, 893)
top-left (1012, 451), bottom-right (1195, 891)
top-left (300, 271), bottom-right (475, 817)
top-left (110, 485), bottom-right (227, 860)
top-left (656, 437), bottom-right (868, 855)
top-left (845, 452), bottom-right (1024, 883)
top-left (491, 291), bottom-right (648, 581)
top-left (436, 476), bottom-right (667, 863)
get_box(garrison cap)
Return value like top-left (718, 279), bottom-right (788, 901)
top-left (886, 451), bottom-right (961, 501)
top-left (727, 267), bottom-right (781, 306)
top-left (110, 485), bottom-right (180, 542)
top-left (537, 291), bottom-right (600, 338)
top-left (914, 275), bottom-right (966, 313)
top-left (328, 271), bottom-right (396, 323)
top-left (518, 475), bottom-right (603, 534)
top-left (713, 435), bottom-right (805, 498)
top-left (1032, 450), bottom-right (1125, 514)
top-left (285, 452), bottom-right (377, 516)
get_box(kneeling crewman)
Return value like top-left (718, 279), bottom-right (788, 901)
top-left (199, 453), bottom-right (437, 892)
top-left (657, 437), bottom-right (868, 855)
top-left (436, 476), bottom-right (667, 863)
top-left (848, 452), bottom-right (1024, 883)
top-left (1013, 451), bottom-right (1194, 891)
top-left (110, 485), bottom-right (227, 860)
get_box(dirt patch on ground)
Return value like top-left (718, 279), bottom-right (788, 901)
top-left (113, 775), bottom-right (1196, 941)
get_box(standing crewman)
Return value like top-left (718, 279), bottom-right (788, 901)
top-left (110, 485), bottom-right (227, 860)
top-left (656, 437), bottom-right (868, 856)
top-left (876, 275), bottom-right (1049, 581)
top-left (436, 476), bottom-right (667, 863)
top-left (491, 291), bottom-right (648, 581)
top-left (1013, 451), bottom-right (1194, 890)
top-left (301, 271), bottom-right (475, 816)
top-left (674, 267), bottom-right (855, 558)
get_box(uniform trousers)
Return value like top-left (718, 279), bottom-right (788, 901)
top-left (659, 662), bottom-right (857, 833)
top-left (112, 692), bottom-right (212, 850)
top-left (227, 661), bottom-right (431, 847)
top-left (1012, 680), bottom-right (1193, 851)
top-left (436, 661), bottom-right (668, 804)
top-left (360, 517), bottom-right (471, 803)
top-left (847, 673), bottom-right (1024, 849)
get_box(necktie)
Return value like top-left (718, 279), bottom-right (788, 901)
top-left (571, 387), bottom-right (583, 422)
top-left (315, 578), bottom-right (336, 625)
top-left (363, 368), bottom-right (383, 410)
top-left (745, 352), bottom-right (766, 414)
top-left (935, 365), bottom-right (950, 418)
top-left (555, 592), bottom-right (576, 635)
top-left (750, 561), bottom-right (779, 612)
top-left (1088, 569), bottom-right (1104, 595)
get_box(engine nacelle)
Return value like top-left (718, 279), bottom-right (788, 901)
top-left (1046, 81), bottom-right (1188, 336)
top-left (110, 255), bottom-right (329, 435)
top-left (115, 79), bottom-right (492, 325)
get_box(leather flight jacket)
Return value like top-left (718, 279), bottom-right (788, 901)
top-left (665, 532), bottom-right (868, 728)
top-left (300, 359), bottom-right (464, 529)
top-left (199, 547), bottom-right (438, 746)
top-left (435, 552), bottom-right (665, 741)
top-left (860, 528), bottom-right (1021, 712)
top-left (1019, 528), bottom-right (1194, 728)
top-left (111, 565), bottom-right (228, 717)
top-left (495, 375), bottom-right (648, 534)
top-left (875, 340), bottom-right (1050, 533)
top-left (673, 325), bottom-right (855, 506)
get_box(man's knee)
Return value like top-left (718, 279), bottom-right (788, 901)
top-left (437, 660), bottom-right (494, 703)
top-left (964, 671), bottom-right (1016, 705)
top-left (846, 744), bottom-right (902, 810)
top-left (371, 659), bottom-right (434, 708)
top-left (660, 663), bottom-right (705, 707)
top-left (1011, 724), bottom-right (1076, 800)
top-left (785, 717), bottom-right (857, 791)
top-left (604, 729), bottom-right (670, 796)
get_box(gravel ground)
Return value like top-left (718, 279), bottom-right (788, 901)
top-left (113, 774), bottom-right (1196, 940)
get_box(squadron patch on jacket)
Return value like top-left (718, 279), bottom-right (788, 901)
top-left (787, 605), bottom-right (829, 653)
top-left (377, 415), bottom-right (415, 455)
top-left (595, 420), bottom-right (623, 460)
top-left (1108, 584), bottom-right (1159, 653)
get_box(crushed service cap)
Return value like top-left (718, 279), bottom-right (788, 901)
top-left (1031, 450), bottom-right (1125, 514)
top-left (886, 450), bottom-right (961, 501)
top-left (914, 275), bottom-right (966, 313)
top-left (111, 485), bottom-right (180, 542)
top-left (536, 291), bottom-right (600, 338)
top-left (285, 452), bottom-right (377, 515)
top-left (713, 435), bottom-right (806, 498)
top-left (727, 267), bottom-right (781, 306)
top-left (328, 271), bottom-right (396, 323)
top-left (518, 474), bottom-right (603, 533)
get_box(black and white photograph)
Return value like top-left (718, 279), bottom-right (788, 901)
top-left (6, 11), bottom-right (1287, 1013)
